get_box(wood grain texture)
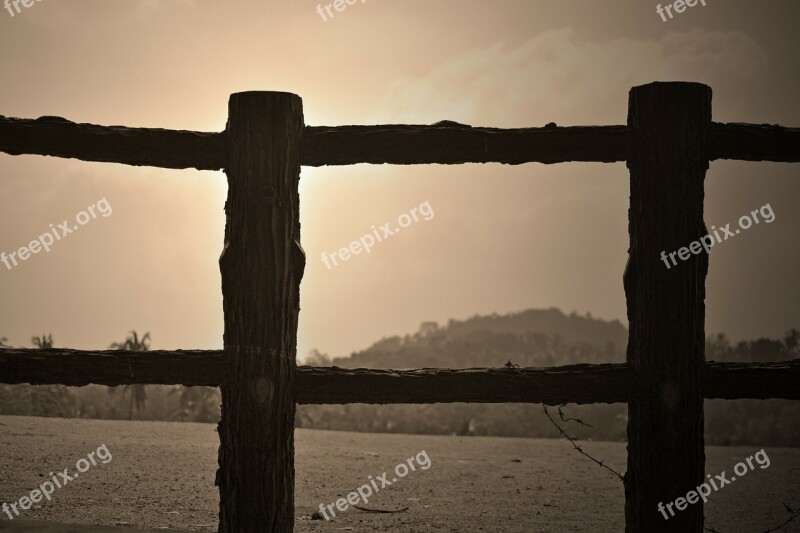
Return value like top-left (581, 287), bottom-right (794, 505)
top-left (710, 122), bottom-right (800, 162)
top-left (624, 82), bottom-right (711, 532)
top-left (2, 114), bottom-right (799, 169)
top-left (0, 348), bottom-right (225, 386)
top-left (0, 115), bottom-right (225, 170)
top-left (216, 92), bottom-right (305, 532)
top-left (302, 124), bottom-right (632, 165)
top-left (703, 359), bottom-right (800, 399)
top-left (295, 364), bottom-right (630, 404)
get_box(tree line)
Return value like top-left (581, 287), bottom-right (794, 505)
top-left (1, 308), bottom-right (798, 446)
top-left (0, 331), bottom-right (219, 423)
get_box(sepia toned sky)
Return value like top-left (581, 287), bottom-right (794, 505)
top-left (0, 1), bottom-right (799, 359)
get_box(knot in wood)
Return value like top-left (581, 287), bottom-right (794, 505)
top-left (254, 377), bottom-right (274, 404)
top-left (662, 382), bottom-right (679, 409)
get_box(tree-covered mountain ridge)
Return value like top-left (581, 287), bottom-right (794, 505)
top-left (309, 307), bottom-right (796, 369)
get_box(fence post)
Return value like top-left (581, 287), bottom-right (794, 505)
top-left (624, 82), bottom-right (711, 532)
top-left (217, 91), bottom-right (305, 532)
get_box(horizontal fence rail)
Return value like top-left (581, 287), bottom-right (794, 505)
top-left (702, 359), bottom-right (800, 399)
top-left (296, 364), bottom-right (630, 404)
top-left (0, 115), bottom-right (225, 171)
top-left (709, 122), bottom-right (800, 162)
top-left (302, 124), bottom-right (631, 165)
top-left (0, 349), bottom-right (223, 386)
top-left (1, 348), bottom-right (797, 403)
top-left (1, 115), bottom-right (799, 169)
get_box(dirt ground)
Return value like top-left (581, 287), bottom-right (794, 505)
top-left (0, 416), bottom-right (798, 532)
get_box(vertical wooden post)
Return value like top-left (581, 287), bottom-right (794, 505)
top-left (624, 82), bottom-right (711, 532)
top-left (217, 91), bottom-right (305, 532)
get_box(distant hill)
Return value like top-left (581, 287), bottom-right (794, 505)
top-left (327, 307), bottom-right (628, 369)
top-left (3, 308), bottom-right (797, 446)
top-left (297, 308), bottom-right (800, 447)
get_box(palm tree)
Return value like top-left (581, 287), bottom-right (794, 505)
top-left (26, 334), bottom-right (76, 417)
top-left (108, 331), bottom-right (150, 420)
top-left (31, 334), bottom-right (53, 349)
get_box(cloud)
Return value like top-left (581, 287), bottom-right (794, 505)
top-left (374, 28), bottom-right (767, 127)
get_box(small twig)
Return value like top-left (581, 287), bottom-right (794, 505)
top-left (504, 360), bottom-right (795, 531)
top-left (353, 505), bottom-right (409, 514)
top-left (541, 403), bottom-right (624, 481)
top-left (506, 360), bottom-right (624, 482)
top-left (557, 404), bottom-right (593, 428)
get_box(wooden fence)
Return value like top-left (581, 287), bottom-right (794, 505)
top-left (1, 81), bottom-right (799, 532)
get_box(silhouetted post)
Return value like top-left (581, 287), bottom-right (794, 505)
top-left (624, 82), bottom-right (711, 532)
top-left (217, 91), bottom-right (305, 532)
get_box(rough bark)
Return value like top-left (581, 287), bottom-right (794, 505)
top-left (217, 92), bottom-right (304, 532)
top-left (295, 364), bottom-right (630, 404)
top-left (2, 114), bottom-right (799, 170)
top-left (710, 122), bottom-right (800, 162)
top-left (0, 348), bottom-right (224, 386)
top-left (624, 82), bottom-right (711, 532)
top-left (702, 360), bottom-right (800, 399)
top-left (0, 115), bottom-right (224, 170)
top-left (302, 123), bottom-right (631, 165)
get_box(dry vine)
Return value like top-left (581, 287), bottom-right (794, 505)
top-left (505, 360), bottom-right (624, 482)
top-left (506, 360), bottom-right (796, 531)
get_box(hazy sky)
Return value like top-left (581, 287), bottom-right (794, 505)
top-left (1, 1), bottom-right (798, 359)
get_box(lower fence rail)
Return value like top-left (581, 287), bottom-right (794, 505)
top-left (1, 348), bottom-right (797, 403)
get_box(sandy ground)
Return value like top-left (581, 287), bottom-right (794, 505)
top-left (0, 416), bottom-right (798, 532)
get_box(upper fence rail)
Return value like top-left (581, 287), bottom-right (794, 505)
top-left (1, 115), bottom-right (799, 170)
